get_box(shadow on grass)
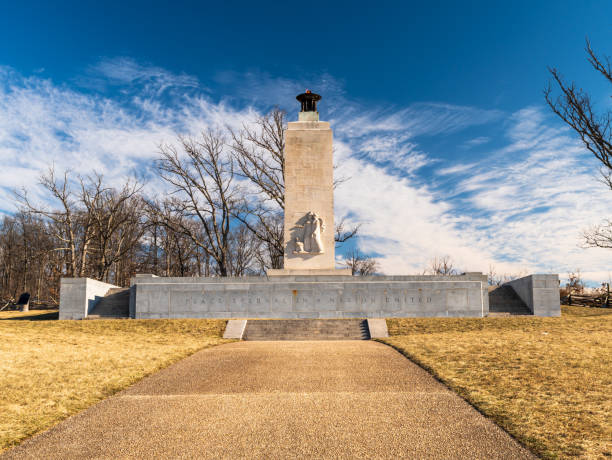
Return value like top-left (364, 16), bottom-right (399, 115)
top-left (0, 311), bottom-right (59, 321)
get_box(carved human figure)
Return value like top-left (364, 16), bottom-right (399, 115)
top-left (292, 212), bottom-right (325, 255)
top-left (310, 212), bottom-right (325, 254)
top-left (303, 213), bottom-right (314, 252)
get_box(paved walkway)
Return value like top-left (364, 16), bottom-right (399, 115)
top-left (4, 341), bottom-right (533, 459)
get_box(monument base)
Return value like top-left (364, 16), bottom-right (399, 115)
top-left (128, 273), bottom-right (490, 319)
top-left (267, 268), bottom-right (352, 277)
top-left (59, 273), bottom-right (561, 319)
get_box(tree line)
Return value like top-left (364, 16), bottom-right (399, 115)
top-left (0, 109), bottom-right (365, 306)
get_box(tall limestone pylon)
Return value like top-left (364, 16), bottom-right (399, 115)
top-left (268, 91), bottom-right (351, 276)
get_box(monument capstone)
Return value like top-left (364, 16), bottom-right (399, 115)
top-left (58, 91), bottom-right (561, 320)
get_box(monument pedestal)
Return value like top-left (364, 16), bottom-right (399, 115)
top-left (282, 119), bottom-right (336, 272)
top-left (59, 272), bottom-right (561, 320)
top-left (127, 273), bottom-right (490, 319)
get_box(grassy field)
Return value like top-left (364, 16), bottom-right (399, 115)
top-left (382, 306), bottom-right (612, 459)
top-left (0, 310), bottom-right (231, 452)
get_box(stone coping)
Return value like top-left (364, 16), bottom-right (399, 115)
top-left (131, 274), bottom-right (487, 285)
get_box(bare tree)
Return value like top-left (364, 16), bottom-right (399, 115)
top-left (567, 269), bottom-right (585, 295)
top-left (0, 214), bottom-right (59, 305)
top-left (230, 108), bottom-right (286, 208)
top-left (426, 255), bottom-right (457, 275)
top-left (582, 218), bottom-right (612, 249)
top-left (155, 130), bottom-right (240, 277)
top-left (487, 264), bottom-right (500, 286)
top-left (228, 109), bottom-right (285, 270)
top-left (16, 168), bottom-right (149, 289)
top-left (79, 174), bottom-right (146, 282)
top-left (545, 40), bottom-right (612, 248)
top-left (247, 213), bottom-right (283, 271)
top-left (144, 200), bottom-right (204, 277)
top-left (9, 163), bottom-right (248, 301)
top-left (335, 218), bottom-right (360, 246)
top-left (226, 224), bottom-right (262, 276)
top-left (17, 167), bottom-right (83, 277)
top-left (343, 248), bottom-right (379, 276)
top-left (487, 264), bottom-right (530, 286)
top-left (75, 175), bottom-right (101, 277)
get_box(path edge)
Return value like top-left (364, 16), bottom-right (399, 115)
top-left (375, 338), bottom-right (540, 459)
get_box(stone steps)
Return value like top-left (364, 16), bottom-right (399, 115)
top-left (243, 319), bottom-right (371, 341)
top-left (85, 315), bottom-right (129, 320)
top-left (488, 285), bottom-right (531, 315)
top-left (88, 288), bottom-right (130, 318)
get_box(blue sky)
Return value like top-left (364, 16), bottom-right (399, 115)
top-left (0, 1), bottom-right (611, 282)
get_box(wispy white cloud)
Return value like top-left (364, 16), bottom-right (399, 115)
top-left (332, 102), bottom-right (502, 139)
top-left (0, 64), bottom-right (252, 210)
top-left (335, 105), bottom-right (610, 283)
top-left (81, 57), bottom-right (201, 95)
top-left (462, 136), bottom-right (490, 148)
top-left (437, 162), bottom-right (478, 176)
top-left (354, 134), bottom-right (431, 174)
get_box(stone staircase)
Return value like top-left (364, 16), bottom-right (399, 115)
top-left (488, 285), bottom-right (532, 316)
top-left (243, 319), bottom-right (371, 341)
top-left (88, 288), bottom-right (130, 319)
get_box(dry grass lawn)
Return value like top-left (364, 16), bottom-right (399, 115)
top-left (382, 306), bottom-right (612, 459)
top-left (0, 310), bottom-right (231, 452)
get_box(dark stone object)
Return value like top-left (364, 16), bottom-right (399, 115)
top-left (17, 292), bottom-right (30, 311)
top-left (296, 90), bottom-right (321, 112)
top-left (17, 292), bottom-right (30, 305)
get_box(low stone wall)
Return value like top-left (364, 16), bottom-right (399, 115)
top-left (59, 278), bottom-right (119, 320)
top-left (504, 274), bottom-right (560, 317)
top-left (130, 274), bottom-right (489, 319)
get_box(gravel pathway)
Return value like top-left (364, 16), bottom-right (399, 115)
top-left (3, 341), bottom-right (534, 459)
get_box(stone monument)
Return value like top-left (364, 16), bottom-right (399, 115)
top-left (58, 90), bottom-right (561, 320)
top-left (268, 90), bottom-right (350, 276)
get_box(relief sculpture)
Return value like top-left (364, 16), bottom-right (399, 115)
top-left (293, 212), bottom-right (325, 254)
